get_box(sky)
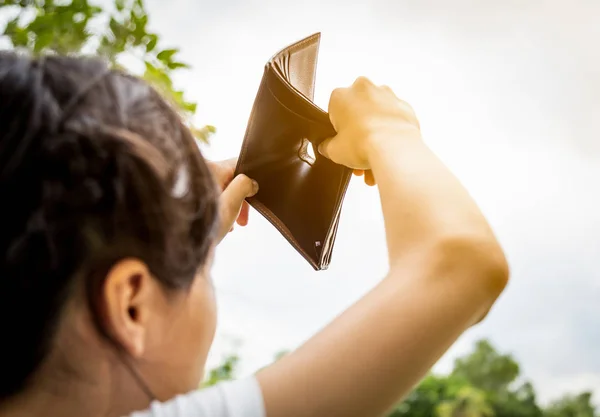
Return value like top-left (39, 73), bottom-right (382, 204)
top-left (136, 0), bottom-right (600, 405)
top-left (2, 0), bottom-right (599, 406)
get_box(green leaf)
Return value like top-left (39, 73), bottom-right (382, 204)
top-left (3, 17), bottom-right (20, 37)
top-left (7, 21), bottom-right (29, 48)
top-left (143, 61), bottom-right (173, 89)
top-left (182, 101), bottom-right (197, 113)
top-left (34, 31), bottom-right (54, 52)
top-left (109, 17), bottom-right (125, 39)
top-left (190, 125), bottom-right (215, 143)
top-left (157, 48), bottom-right (178, 63)
top-left (133, 0), bottom-right (145, 16)
top-left (203, 355), bottom-right (239, 387)
top-left (70, 0), bottom-right (89, 12)
top-left (145, 33), bottom-right (158, 52)
top-left (144, 61), bottom-right (158, 72)
top-left (171, 89), bottom-right (184, 104)
top-left (167, 61), bottom-right (190, 70)
top-left (27, 13), bottom-right (54, 34)
top-left (132, 13), bottom-right (148, 40)
top-left (2, 0), bottom-right (217, 146)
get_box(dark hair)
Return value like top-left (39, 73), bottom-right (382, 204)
top-left (0, 52), bottom-right (219, 399)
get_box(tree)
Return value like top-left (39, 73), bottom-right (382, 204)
top-left (491, 381), bottom-right (543, 417)
top-left (389, 374), bottom-right (471, 417)
top-left (448, 340), bottom-right (544, 417)
top-left (201, 339), bottom-right (596, 417)
top-left (389, 373), bottom-right (495, 417)
top-left (436, 386), bottom-right (494, 417)
top-left (388, 339), bottom-right (588, 417)
top-left (203, 354), bottom-right (240, 387)
top-left (0, 0), bottom-right (215, 141)
top-left (451, 339), bottom-right (520, 394)
top-left (544, 392), bottom-right (597, 417)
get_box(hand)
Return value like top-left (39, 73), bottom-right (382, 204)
top-left (318, 77), bottom-right (421, 178)
top-left (351, 169), bottom-right (376, 187)
top-left (207, 158), bottom-right (259, 243)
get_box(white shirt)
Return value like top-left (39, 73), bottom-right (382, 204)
top-left (128, 377), bottom-right (266, 417)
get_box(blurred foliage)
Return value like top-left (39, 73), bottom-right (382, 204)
top-left (203, 354), bottom-right (240, 388)
top-left (545, 393), bottom-right (597, 417)
top-left (206, 339), bottom-right (598, 417)
top-left (390, 339), bottom-right (594, 417)
top-left (0, 0), bottom-right (215, 141)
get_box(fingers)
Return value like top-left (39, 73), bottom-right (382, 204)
top-left (220, 158), bottom-right (238, 173)
top-left (217, 174), bottom-right (258, 242)
top-left (328, 87), bottom-right (346, 131)
top-left (207, 158), bottom-right (239, 190)
top-left (352, 76), bottom-right (376, 91)
top-left (236, 201), bottom-right (250, 227)
top-left (221, 174), bottom-right (258, 215)
top-left (364, 170), bottom-right (376, 186)
top-left (353, 169), bottom-right (376, 186)
top-left (328, 77), bottom-right (375, 127)
top-left (317, 137), bottom-right (340, 164)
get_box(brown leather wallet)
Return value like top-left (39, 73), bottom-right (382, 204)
top-left (234, 33), bottom-right (352, 271)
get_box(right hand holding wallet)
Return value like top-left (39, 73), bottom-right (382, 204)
top-left (234, 33), bottom-right (352, 271)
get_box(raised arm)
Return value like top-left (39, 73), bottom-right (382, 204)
top-left (256, 77), bottom-right (509, 417)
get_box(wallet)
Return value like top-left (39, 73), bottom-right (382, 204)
top-left (234, 33), bottom-right (352, 271)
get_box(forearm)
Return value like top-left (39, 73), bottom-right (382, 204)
top-left (367, 128), bottom-right (498, 264)
top-left (257, 242), bottom-right (508, 417)
top-left (258, 129), bottom-right (509, 417)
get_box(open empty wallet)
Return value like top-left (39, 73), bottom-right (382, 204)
top-left (234, 33), bottom-right (352, 271)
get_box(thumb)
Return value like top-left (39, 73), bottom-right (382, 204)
top-left (217, 174), bottom-right (258, 241)
top-left (317, 137), bottom-right (336, 161)
top-left (223, 173), bottom-right (258, 199)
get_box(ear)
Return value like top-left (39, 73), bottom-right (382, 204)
top-left (99, 258), bottom-right (156, 358)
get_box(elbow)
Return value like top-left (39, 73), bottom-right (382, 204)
top-left (430, 234), bottom-right (510, 313)
top-left (464, 236), bottom-right (509, 299)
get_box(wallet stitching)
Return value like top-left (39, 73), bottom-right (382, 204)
top-left (263, 81), bottom-right (347, 267)
top-left (269, 73), bottom-right (329, 118)
top-left (237, 32), bottom-right (320, 174)
top-left (265, 82), bottom-right (329, 127)
top-left (265, 35), bottom-right (351, 267)
top-left (236, 74), bottom-right (266, 176)
top-left (250, 77), bottom-right (352, 269)
top-left (235, 76), bottom-right (318, 267)
top-left (249, 199), bottom-right (319, 270)
top-left (322, 170), bottom-right (352, 265)
top-left (279, 32), bottom-right (320, 57)
top-left (269, 35), bottom-right (329, 118)
top-left (235, 33), bottom-right (350, 270)
top-left (311, 34), bottom-right (320, 102)
top-left (321, 170), bottom-right (352, 258)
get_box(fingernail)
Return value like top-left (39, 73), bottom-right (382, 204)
top-left (317, 143), bottom-right (324, 156)
top-left (251, 180), bottom-right (259, 194)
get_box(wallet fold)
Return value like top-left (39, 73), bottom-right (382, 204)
top-left (235, 33), bottom-right (352, 270)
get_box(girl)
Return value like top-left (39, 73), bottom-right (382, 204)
top-left (0, 53), bottom-right (508, 417)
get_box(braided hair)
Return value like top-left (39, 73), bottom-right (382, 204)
top-left (0, 52), bottom-right (219, 399)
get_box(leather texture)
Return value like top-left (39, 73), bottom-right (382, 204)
top-left (235, 33), bottom-right (352, 271)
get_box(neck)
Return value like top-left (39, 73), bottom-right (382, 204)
top-left (0, 345), bottom-right (151, 417)
top-left (0, 306), bottom-right (152, 417)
